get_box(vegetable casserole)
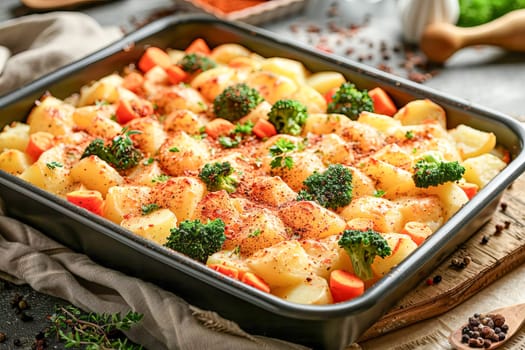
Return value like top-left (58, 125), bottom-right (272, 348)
top-left (0, 38), bottom-right (508, 305)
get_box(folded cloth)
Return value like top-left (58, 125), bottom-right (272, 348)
top-left (0, 12), bottom-right (122, 96)
top-left (0, 201), bottom-right (308, 350)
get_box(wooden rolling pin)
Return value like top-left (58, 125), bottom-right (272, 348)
top-left (420, 8), bottom-right (525, 63)
top-left (21, 0), bottom-right (107, 9)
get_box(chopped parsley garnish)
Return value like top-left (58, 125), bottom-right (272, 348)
top-left (269, 138), bottom-right (297, 169)
top-left (151, 174), bottom-right (170, 183)
top-left (141, 203), bottom-right (160, 215)
top-left (46, 161), bottom-right (63, 170)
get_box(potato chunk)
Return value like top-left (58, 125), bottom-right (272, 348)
top-left (462, 153), bottom-right (507, 188)
top-left (27, 96), bottom-right (75, 136)
top-left (279, 201), bottom-right (346, 239)
top-left (306, 71), bottom-right (346, 95)
top-left (70, 156), bottom-right (123, 196)
top-left (246, 240), bottom-right (312, 288)
top-left (449, 124), bottom-right (496, 159)
top-left (0, 122), bottom-right (30, 152)
top-left (121, 209), bottom-right (177, 245)
top-left (273, 275), bottom-right (332, 305)
top-left (152, 176), bottom-right (206, 222)
top-left (393, 99), bottom-right (446, 129)
top-left (103, 185), bottom-right (152, 224)
top-left (0, 149), bottom-right (31, 175)
top-left (339, 196), bottom-right (403, 233)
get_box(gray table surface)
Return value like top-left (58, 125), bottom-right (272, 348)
top-left (0, 0), bottom-right (524, 349)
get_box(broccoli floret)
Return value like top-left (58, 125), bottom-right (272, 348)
top-left (296, 164), bottom-right (353, 210)
top-left (178, 53), bottom-right (217, 73)
top-left (81, 129), bottom-right (142, 170)
top-left (338, 229), bottom-right (391, 281)
top-left (412, 153), bottom-right (465, 188)
top-left (213, 83), bottom-right (264, 122)
top-left (267, 99), bottom-right (308, 136)
top-left (165, 219), bottom-right (226, 263)
top-left (326, 82), bottom-right (374, 120)
top-left (199, 161), bottom-right (238, 193)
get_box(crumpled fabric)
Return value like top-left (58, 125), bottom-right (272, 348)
top-left (0, 199), bottom-right (308, 350)
top-left (0, 11), bottom-right (122, 96)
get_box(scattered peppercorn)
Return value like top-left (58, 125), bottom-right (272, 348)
top-left (504, 220), bottom-right (511, 229)
top-left (432, 275), bottom-right (442, 284)
top-left (494, 224), bottom-right (504, 235)
top-left (451, 255), bottom-right (472, 270)
top-left (500, 202), bottom-right (508, 212)
top-left (31, 332), bottom-right (47, 350)
top-left (13, 338), bottom-right (22, 347)
top-left (480, 235), bottom-right (490, 245)
top-left (19, 312), bottom-right (33, 322)
top-left (426, 278), bottom-right (433, 285)
top-left (461, 313), bottom-right (508, 348)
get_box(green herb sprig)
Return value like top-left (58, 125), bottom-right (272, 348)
top-left (46, 305), bottom-right (143, 350)
top-left (269, 138), bottom-right (297, 169)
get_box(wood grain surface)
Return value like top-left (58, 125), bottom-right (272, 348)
top-left (360, 173), bottom-right (525, 341)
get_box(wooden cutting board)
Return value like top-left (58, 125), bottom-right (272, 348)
top-left (359, 173), bottom-right (525, 341)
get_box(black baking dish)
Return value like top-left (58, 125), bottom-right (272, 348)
top-left (1, 15), bottom-right (525, 350)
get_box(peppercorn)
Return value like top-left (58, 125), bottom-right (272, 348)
top-left (426, 278), bottom-right (433, 285)
top-left (490, 313), bottom-right (505, 327)
top-left (19, 312), bottom-right (33, 322)
top-left (461, 312), bottom-right (510, 347)
top-left (432, 275), bottom-right (442, 284)
top-left (0, 332), bottom-right (6, 343)
top-left (480, 235), bottom-right (490, 244)
top-left (13, 338), bottom-right (21, 347)
top-left (18, 299), bottom-right (28, 310)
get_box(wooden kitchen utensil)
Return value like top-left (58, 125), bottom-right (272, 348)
top-left (420, 8), bottom-right (525, 63)
top-left (449, 302), bottom-right (525, 349)
top-left (21, 0), bottom-right (107, 9)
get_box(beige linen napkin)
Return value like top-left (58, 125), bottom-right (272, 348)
top-left (0, 11), bottom-right (122, 96)
top-left (0, 201), bottom-right (308, 350)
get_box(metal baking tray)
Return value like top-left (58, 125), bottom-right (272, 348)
top-left (1, 15), bottom-right (524, 350)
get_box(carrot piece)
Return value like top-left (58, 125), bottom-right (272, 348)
top-left (185, 38), bottom-right (211, 55)
top-left (368, 87), bottom-right (397, 116)
top-left (401, 221), bottom-right (433, 246)
top-left (252, 118), bottom-right (277, 139)
top-left (324, 86), bottom-right (339, 105)
top-left (122, 72), bottom-right (144, 93)
top-left (205, 118), bottom-right (235, 138)
top-left (66, 190), bottom-right (104, 216)
top-left (329, 270), bottom-right (365, 303)
top-left (116, 99), bottom-right (154, 124)
top-left (138, 47), bottom-right (172, 73)
top-left (165, 65), bottom-right (189, 85)
top-left (459, 182), bottom-right (479, 200)
top-left (26, 131), bottom-right (54, 161)
top-left (209, 264), bottom-right (240, 279)
top-left (241, 272), bottom-right (271, 293)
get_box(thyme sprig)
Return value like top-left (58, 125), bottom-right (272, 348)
top-left (46, 305), bottom-right (144, 350)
